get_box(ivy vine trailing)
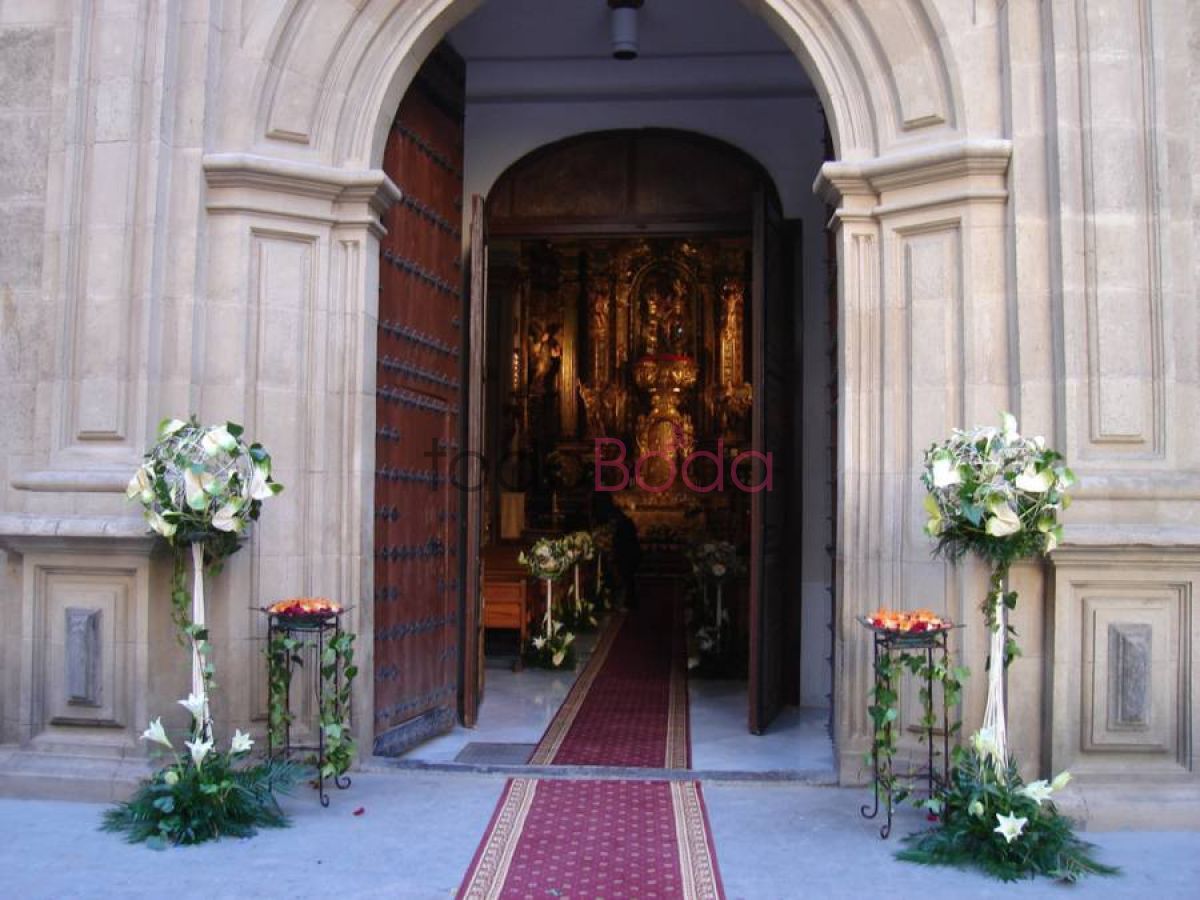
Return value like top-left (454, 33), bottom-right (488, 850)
top-left (867, 645), bottom-right (967, 807)
top-left (265, 629), bottom-right (358, 780)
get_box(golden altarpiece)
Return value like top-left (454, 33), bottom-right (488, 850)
top-left (481, 130), bottom-right (775, 543)
top-left (492, 236), bottom-right (753, 539)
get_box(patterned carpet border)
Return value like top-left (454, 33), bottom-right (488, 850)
top-left (672, 781), bottom-right (724, 899)
top-left (458, 778), bottom-right (539, 900)
top-left (528, 612), bottom-right (625, 766)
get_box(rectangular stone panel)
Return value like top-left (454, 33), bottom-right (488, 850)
top-left (1077, 0), bottom-right (1164, 452)
top-left (1082, 591), bottom-right (1179, 754)
top-left (64, 607), bottom-right (101, 707)
top-left (1107, 622), bottom-right (1151, 730)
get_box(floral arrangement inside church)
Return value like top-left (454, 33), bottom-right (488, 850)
top-left (684, 538), bottom-right (744, 672)
top-left (897, 414), bottom-right (1115, 882)
top-left (518, 536), bottom-right (578, 669)
top-left (106, 416), bottom-right (294, 847)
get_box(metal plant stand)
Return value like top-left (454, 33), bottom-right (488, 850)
top-left (265, 610), bottom-right (352, 807)
top-left (859, 621), bottom-right (955, 839)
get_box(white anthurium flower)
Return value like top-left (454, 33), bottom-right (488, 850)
top-left (230, 729), bottom-right (254, 754)
top-left (158, 418), bottom-right (187, 437)
top-left (1051, 770), bottom-right (1072, 792)
top-left (163, 770), bottom-right (180, 786)
top-left (1043, 525), bottom-right (1063, 553)
top-left (968, 800), bottom-right (985, 818)
top-left (985, 499), bottom-right (1022, 537)
top-left (185, 736), bottom-right (213, 768)
top-left (126, 465), bottom-right (153, 501)
top-left (247, 465), bottom-right (275, 501)
top-left (178, 692), bottom-right (207, 722)
top-left (551, 649), bottom-right (566, 667)
top-left (211, 501), bottom-right (244, 533)
top-left (1015, 465), bottom-right (1053, 494)
top-left (140, 717), bottom-right (173, 749)
top-left (563, 632), bottom-right (575, 646)
top-left (994, 812), bottom-right (1028, 844)
top-left (183, 468), bottom-right (214, 511)
top-left (145, 509), bottom-right (177, 538)
top-left (201, 425), bottom-right (238, 457)
top-left (1018, 780), bottom-right (1055, 806)
top-left (930, 452), bottom-right (961, 488)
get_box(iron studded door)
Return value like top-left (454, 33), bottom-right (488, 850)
top-left (373, 44), bottom-right (466, 755)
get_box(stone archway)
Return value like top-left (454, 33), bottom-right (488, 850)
top-left (201, 0), bottom-right (1013, 779)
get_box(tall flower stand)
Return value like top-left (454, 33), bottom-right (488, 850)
top-left (859, 619), bottom-right (957, 838)
top-left (265, 608), bottom-right (352, 806)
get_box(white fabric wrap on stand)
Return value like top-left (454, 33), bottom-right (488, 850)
top-left (190, 542), bottom-right (211, 732)
top-left (981, 581), bottom-right (1009, 776)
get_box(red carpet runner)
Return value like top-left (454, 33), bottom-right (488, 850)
top-left (458, 598), bottom-right (725, 899)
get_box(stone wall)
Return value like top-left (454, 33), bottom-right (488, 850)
top-left (0, 0), bottom-right (1194, 823)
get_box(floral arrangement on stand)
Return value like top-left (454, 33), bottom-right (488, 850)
top-left (863, 608), bottom-right (966, 811)
top-left (684, 539), bottom-right (743, 669)
top-left (265, 598), bottom-right (358, 782)
top-left (591, 522), bottom-right (616, 612)
top-left (108, 416), bottom-right (292, 847)
top-left (898, 413), bottom-right (1115, 882)
top-left (562, 530), bottom-right (599, 631)
top-left (517, 537), bottom-right (576, 669)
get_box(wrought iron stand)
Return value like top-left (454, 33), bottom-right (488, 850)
top-left (859, 623), bottom-right (954, 839)
top-left (265, 610), bottom-right (352, 806)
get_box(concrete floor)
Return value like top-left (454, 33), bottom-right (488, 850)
top-left (401, 626), bottom-right (836, 776)
top-left (0, 769), bottom-right (1195, 899)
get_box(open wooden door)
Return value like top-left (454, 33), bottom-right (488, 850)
top-left (748, 188), bottom-right (794, 734)
top-left (460, 194), bottom-right (487, 727)
top-left (373, 44), bottom-right (467, 755)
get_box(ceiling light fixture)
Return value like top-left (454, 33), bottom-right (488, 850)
top-left (608, 0), bottom-right (644, 61)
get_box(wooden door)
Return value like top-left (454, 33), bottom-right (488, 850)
top-left (461, 195), bottom-right (487, 727)
top-left (748, 188), bottom-right (794, 734)
top-left (373, 44), bottom-right (466, 755)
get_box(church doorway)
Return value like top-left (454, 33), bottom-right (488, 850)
top-left (369, 1), bottom-right (835, 769)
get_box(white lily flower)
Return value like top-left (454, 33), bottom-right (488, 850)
top-left (140, 717), bottom-right (173, 749)
top-left (185, 736), bottom-right (213, 768)
top-left (972, 728), bottom-right (999, 762)
top-left (1051, 770), bottom-right (1072, 792)
top-left (985, 499), bottom-right (1022, 537)
top-left (184, 468), bottom-right (214, 511)
top-left (145, 509), bottom-right (177, 538)
top-left (1018, 780), bottom-right (1054, 806)
top-left (201, 425), bottom-right (237, 457)
top-left (994, 812), bottom-right (1027, 844)
top-left (532, 636), bottom-right (546, 650)
top-left (230, 729), bottom-right (254, 754)
top-left (211, 502), bottom-right (243, 533)
top-left (551, 649), bottom-right (566, 667)
top-left (930, 453), bottom-right (961, 488)
top-left (178, 692), bottom-right (207, 722)
top-left (1015, 465), bottom-right (1053, 493)
top-left (1002, 412), bottom-right (1019, 439)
